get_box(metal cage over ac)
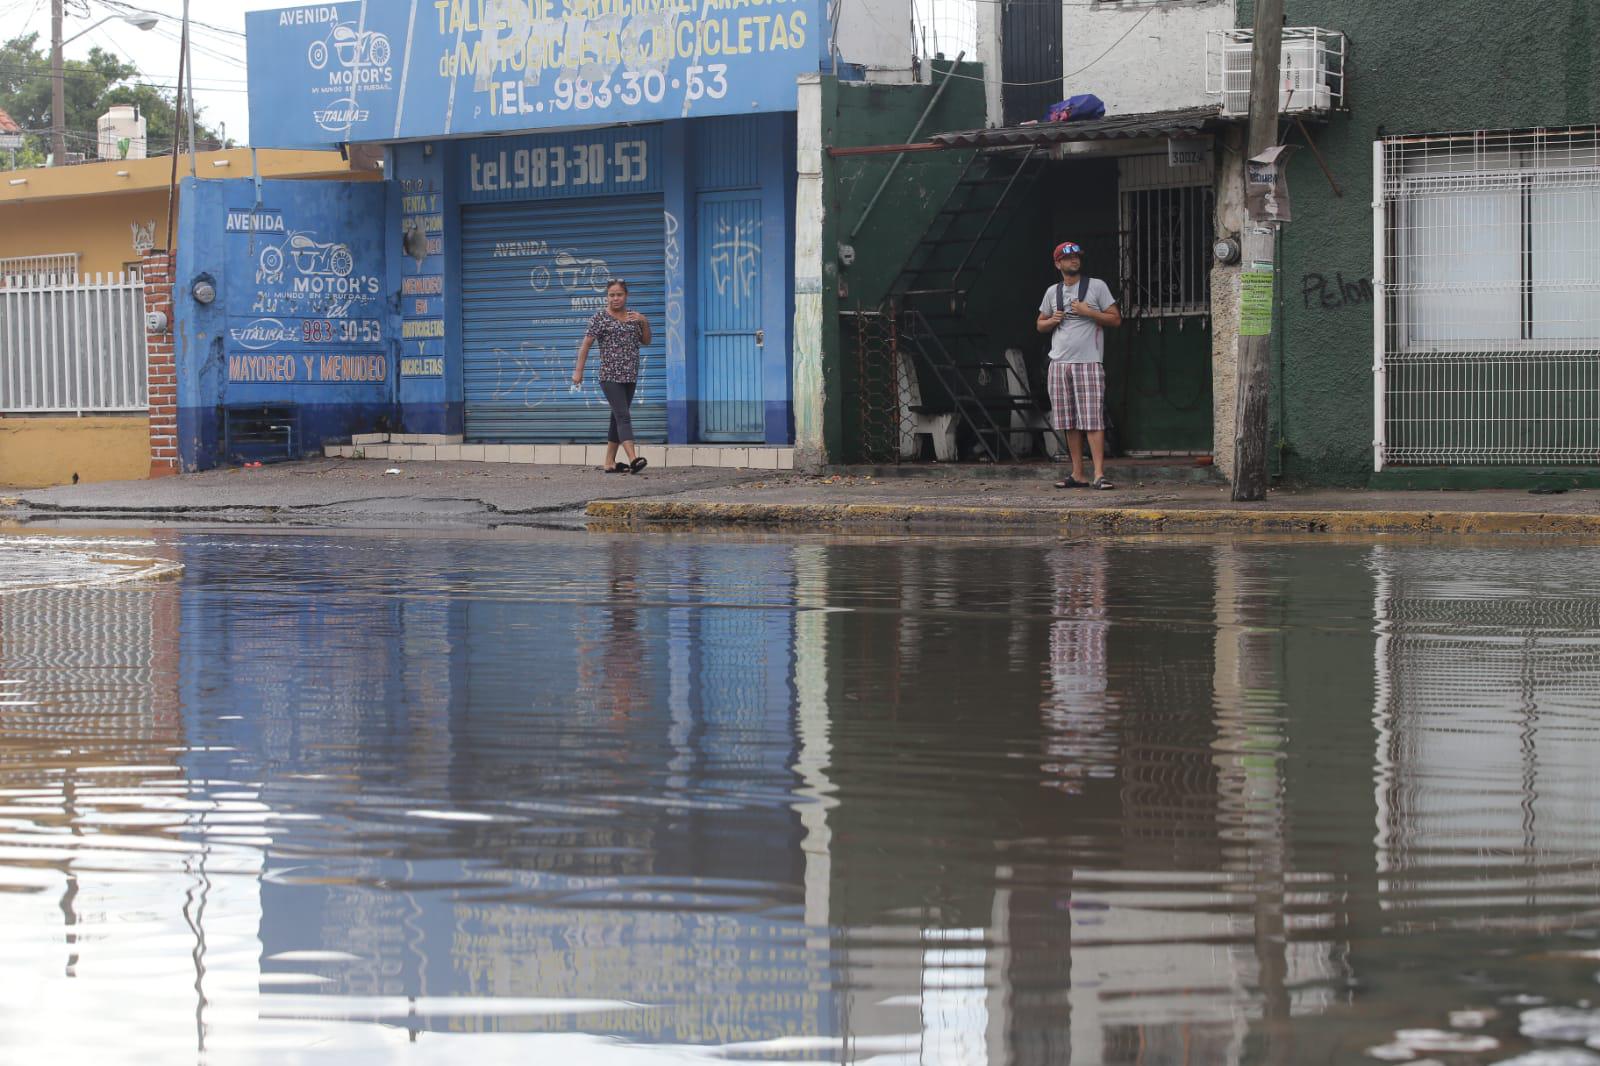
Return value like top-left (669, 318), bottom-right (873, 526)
top-left (1205, 27), bottom-right (1347, 118)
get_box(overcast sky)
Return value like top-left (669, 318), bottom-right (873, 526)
top-left (6, 0), bottom-right (276, 144)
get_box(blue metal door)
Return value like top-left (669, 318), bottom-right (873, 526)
top-left (696, 194), bottom-right (764, 441)
top-left (462, 196), bottom-right (665, 442)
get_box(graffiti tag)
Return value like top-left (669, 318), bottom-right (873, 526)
top-left (1302, 272), bottom-right (1373, 311)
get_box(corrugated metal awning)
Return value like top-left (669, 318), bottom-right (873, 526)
top-left (929, 107), bottom-right (1226, 150)
top-left (826, 106), bottom-right (1227, 157)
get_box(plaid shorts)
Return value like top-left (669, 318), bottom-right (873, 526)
top-left (1047, 359), bottom-right (1106, 432)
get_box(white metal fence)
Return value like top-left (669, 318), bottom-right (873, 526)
top-left (1374, 126), bottom-right (1600, 468)
top-left (0, 253), bottom-right (80, 283)
top-left (0, 273), bottom-right (148, 413)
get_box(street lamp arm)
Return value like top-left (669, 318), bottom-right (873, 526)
top-left (50, 9), bottom-right (158, 166)
top-left (61, 13), bottom-right (159, 47)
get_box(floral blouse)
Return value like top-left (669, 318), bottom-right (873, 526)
top-left (586, 311), bottom-right (645, 383)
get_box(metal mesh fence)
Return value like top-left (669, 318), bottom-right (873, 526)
top-left (844, 309), bottom-right (906, 464)
top-left (1375, 126), bottom-right (1600, 467)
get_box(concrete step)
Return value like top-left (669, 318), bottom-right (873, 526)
top-left (351, 432), bottom-right (462, 446)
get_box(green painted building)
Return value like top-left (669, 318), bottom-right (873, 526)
top-left (1253, 0), bottom-right (1598, 487)
top-left (797, 1), bottom-right (1599, 487)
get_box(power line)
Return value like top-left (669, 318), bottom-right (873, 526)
top-left (1064, 6), bottom-right (1153, 78)
top-left (0, 64), bottom-right (251, 93)
top-left (95, 0), bottom-right (244, 39)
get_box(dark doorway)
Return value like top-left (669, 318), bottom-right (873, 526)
top-left (1001, 0), bottom-right (1062, 126)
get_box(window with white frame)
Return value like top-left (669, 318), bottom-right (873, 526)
top-left (1375, 127), bottom-right (1600, 467)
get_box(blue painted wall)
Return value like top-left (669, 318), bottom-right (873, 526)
top-left (176, 177), bottom-right (396, 470)
top-left (389, 143), bottom-right (460, 435)
top-left (386, 113), bottom-right (796, 445)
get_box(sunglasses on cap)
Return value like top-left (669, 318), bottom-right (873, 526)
top-left (1052, 242), bottom-right (1082, 260)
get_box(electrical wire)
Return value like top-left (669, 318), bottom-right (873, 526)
top-left (1064, 6), bottom-right (1153, 78)
top-left (0, 65), bottom-right (251, 92)
top-left (95, 0), bottom-right (244, 39)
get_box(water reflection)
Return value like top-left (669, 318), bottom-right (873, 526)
top-left (3, 532), bottom-right (1600, 1062)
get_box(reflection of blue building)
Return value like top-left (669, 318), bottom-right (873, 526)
top-left (169, 0), bottom-right (931, 467)
top-left (175, 532), bottom-right (834, 1046)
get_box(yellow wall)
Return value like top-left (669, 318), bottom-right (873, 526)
top-left (0, 148), bottom-right (377, 275)
top-left (0, 415), bottom-right (151, 488)
top-left (0, 190), bottom-right (171, 276)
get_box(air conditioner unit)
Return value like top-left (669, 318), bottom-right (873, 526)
top-left (1207, 28), bottom-right (1345, 118)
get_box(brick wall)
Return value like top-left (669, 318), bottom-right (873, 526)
top-left (141, 249), bottom-right (177, 477)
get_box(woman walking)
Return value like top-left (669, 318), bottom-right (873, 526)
top-left (573, 279), bottom-right (652, 473)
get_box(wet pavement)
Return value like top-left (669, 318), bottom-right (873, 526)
top-left (6, 528), bottom-right (1600, 1063)
top-left (2, 459), bottom-right (756, 526)
top-left (5, 459), bottom-right (1600, 531)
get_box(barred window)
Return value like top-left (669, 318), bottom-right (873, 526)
top-left (1375, 126), bottom-right (1600, 467)
top-left (1119, 154), bottom-right (1214, 317)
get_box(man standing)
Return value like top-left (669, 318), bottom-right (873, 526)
top-left (1036, 241), bottom-right (1121, 489)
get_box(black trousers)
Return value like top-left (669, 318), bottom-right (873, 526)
top-left (601, 380), bottom-right (637, 443)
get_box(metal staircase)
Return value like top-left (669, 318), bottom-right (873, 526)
top-left (887, 147), bottom-right (1065, 462)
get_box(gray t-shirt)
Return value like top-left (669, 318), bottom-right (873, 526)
top-left (1039, 278), bottom-right (1117, 363)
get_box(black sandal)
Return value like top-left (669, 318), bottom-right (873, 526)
top-left (1055, 475), bottom-right (1088, 489)
top-left (629, 456), bottom-right (648, 473)
top-left (1091, 475), bottom-right (1115, 490)
top-left (600, 462), bottom-right (628, 473)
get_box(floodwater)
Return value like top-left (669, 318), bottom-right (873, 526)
top-left (4, 530), bottom-right (1600, 1065)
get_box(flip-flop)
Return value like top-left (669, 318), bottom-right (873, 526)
top-left (599, 462), bottom-right (628, 473)
top-left (1091, 476), bottom-right (1115, 490)
top-left (1054, 475), bottom-right (1088, 489)
top-left (629, 456), bottom-right (648, 473)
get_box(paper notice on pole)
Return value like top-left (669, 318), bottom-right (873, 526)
top-left (1246, 145), bottom-right (1298, 222)
top-left (1240, 270), bottom-right (1274, 336)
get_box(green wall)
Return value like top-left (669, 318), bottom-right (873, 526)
top-left (1238, 0), bottom-right (1598, 486)
top-left (825, 62), bottom-right (989, 462)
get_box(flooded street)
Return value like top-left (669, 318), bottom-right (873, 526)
top-left (5, 529), bottom-right (1600, 1064)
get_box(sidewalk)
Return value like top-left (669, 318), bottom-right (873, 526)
top-left (0, 459), bottom-right (753, 526)
top-left (5, 457), bottom-right (1600, 534)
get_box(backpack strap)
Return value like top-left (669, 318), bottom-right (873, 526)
top-left (1078, 276), bottom-right (1090, 304)
top-left (1055, 282), bottom-right (1064, 313)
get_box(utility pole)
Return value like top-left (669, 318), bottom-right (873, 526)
top-left (1230, 0), bottom-right (1286, 502)
top-left (50, 0), bottom-right (64, 165)
top-left (183, 0), bottom-right (196, 175)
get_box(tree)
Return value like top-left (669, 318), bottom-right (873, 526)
top-left (0, 32), bottom-right (223, 162)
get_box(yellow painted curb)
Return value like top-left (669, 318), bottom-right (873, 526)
top-left (585, 500), bottom-right (1600, 536)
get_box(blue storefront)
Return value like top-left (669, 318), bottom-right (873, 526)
top-left (201, 0), bottom-right (814, 464)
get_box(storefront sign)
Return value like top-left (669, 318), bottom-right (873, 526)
top-left (399, 174), bottom-right (448, 379)
top-left (459, 125), bottom-right (661, 203)
top-left (245, 0), bottom-right (818, 147)
top-left (225, 197), bottom-right (388, 384)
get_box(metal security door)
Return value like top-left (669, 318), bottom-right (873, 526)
top-left (462, 196), bottom-right (665, 442)
top-left (696, 194), bottom-right (764, 441)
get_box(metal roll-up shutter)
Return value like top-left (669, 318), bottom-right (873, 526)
top-left (462, 196), bottom-right (665, 442)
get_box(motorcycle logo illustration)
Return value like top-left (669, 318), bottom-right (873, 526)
top-left (529, 251), bottom-right (611, 293)
top-left (307, 23), bottom-right (391, 70)
top-left (258, 232), bottom-right (356, 285)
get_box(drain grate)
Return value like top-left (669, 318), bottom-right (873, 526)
top-left (223, 404), bottom-right (299, 465)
